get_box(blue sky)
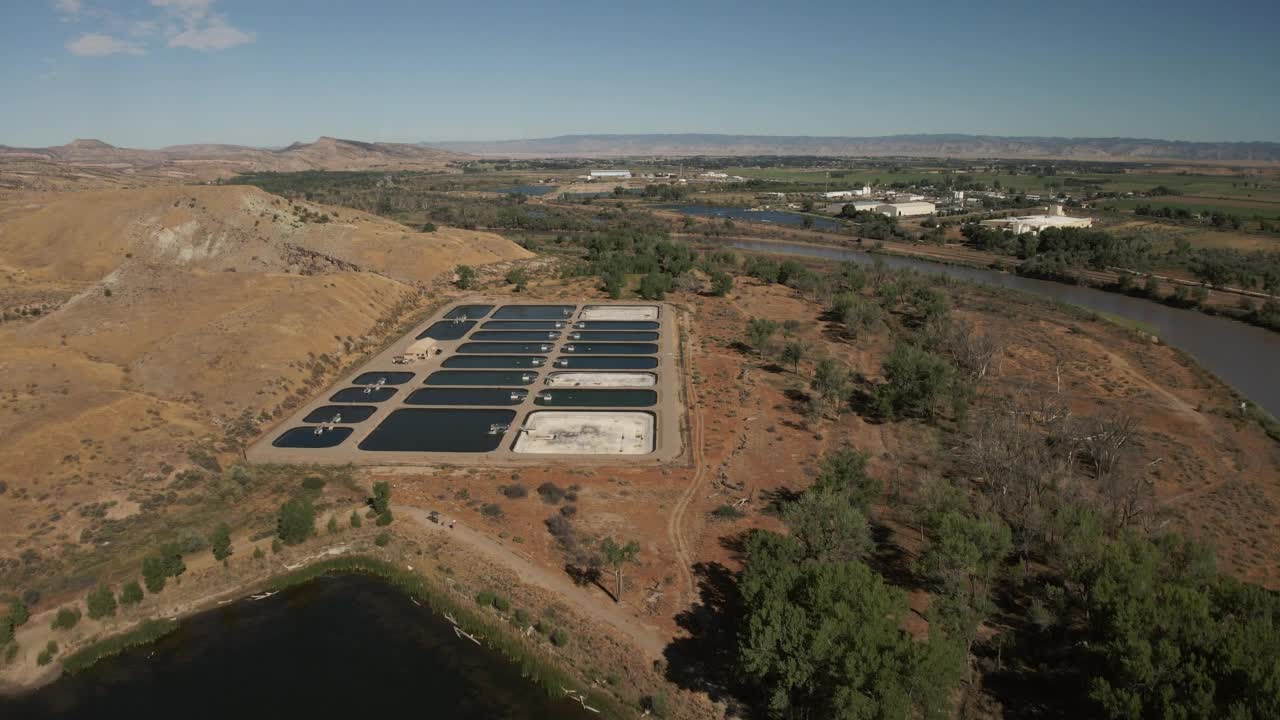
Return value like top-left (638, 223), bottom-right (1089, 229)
top-left (2, 0), bottom-right (1277, 147)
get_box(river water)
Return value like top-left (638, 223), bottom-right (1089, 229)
top-left (725, 238), bottom-right (1280, 417)
top-left (0, 575), bottom-right (596, 720)
top-left (662, 204), bottom-right (844, 231)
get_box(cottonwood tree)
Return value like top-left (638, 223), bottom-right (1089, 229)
top-left (784, 487), bottom-right (873, 563)
top-left (600, 537), bottom-right (640, 603)
top-left (210, 523), bottom-right (232, 562)
top-left (277, 497), bottom-right (316, 546)
top-left (371, 481), bottom-right (392, 516)
top-left (812, 447), bottom-right (880, 511)
top-left (455, 265), bottom-right (476, 289)
top-left (811, 357), bottom-right (851, 416)
top-left (745, 318), bottom-right (780, 357)
top-left (780, 340), bottom-right (806, 373)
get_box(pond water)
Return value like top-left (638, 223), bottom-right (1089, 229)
top-left (271, 426), bottom-right (353, 448)
top-left (568, 331), bottom-right (659, 342)
top-left (481, 321), bottom-right (568, 330)
top-left (663, 204), bottom-right (843, 231)
top-left (424, 370), bottom-right (539, 386)
top-left (302, 405), bottom-right (379, 423)
top-left (359, 409), bottom-right (516, 452)
top-left (444, 305), bottom-right (494, 320)
top-left (562, 343), bottom-right (658, 355)
top-left (442, 355), bottom-right (546, 369)
top-left (352, 371), bottom-right (415, 385)
top-left (491, 305), bottom-right (577, 320)
top-left (330, 387), bottom-right (398, 403)
top-left (469, 330), bottom-right (563, 342)
top-left (418, 320), bottom-right (477, 341)
top-left (726, 238), bottom-right (1280, 416)
top-left (534, 389), bottom-right (657, 407)
top-left (492, 184), bottom-right (557, 196)
top-left (572, 321), bottom-right (660, 330)
top-left (406, 388), bottom-right (528, 406)
top-left (0, 574), bottom-right (596, 719)
top-left (457, 342), bottom-right (554, 355)
top-left (552, 356), bottom-right (659, 370)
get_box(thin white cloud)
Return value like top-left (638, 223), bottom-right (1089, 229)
top-left (52, 0), bottom-right (84, 20)
top-left (67, 33), bottom-right (144, 56)
top-left (150, 0), bottom-right (254, 51)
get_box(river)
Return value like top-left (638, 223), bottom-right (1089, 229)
top-left (0, 575), bottom-right (597, 720)
top-left (724, 238), bottom-right (1280, 417)
top-left (661, 204), bottom-right (844, 231)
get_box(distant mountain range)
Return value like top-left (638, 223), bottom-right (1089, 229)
top-left (0, 137), bottom-right (470, 189)
top-left (429, 133), bottom-right (1280, 163)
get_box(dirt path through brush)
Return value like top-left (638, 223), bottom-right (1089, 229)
top-left (666, 311), bottom-right (705, 608)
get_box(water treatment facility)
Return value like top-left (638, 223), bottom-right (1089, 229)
top-left (247, 300), bottom-right (684, 465)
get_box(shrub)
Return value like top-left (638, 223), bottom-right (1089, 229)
top-left (559, 504), bottom-right (577, 518)
top-left (710, 504), bottom-right (745, 521)
top-left (475, 591), bottom-right (496, 607)
top-left (86, 586), bottom-right (117, 620)
top-left (252, 546), bottom-right (265, 559)
top-left (513, 608), bottom-right (530, 625)
top-left (422, 222), bottom-right (438, 233)
top-left (120, 582), bottom-right (144, 606)
top-left (499, 484), bottom-right (528, 499)
top-left (493, 595), bottom-right (511, 612)
top-left (277, 496), bottom-right (316, 545)
top-left (536, 482), bottom-right (565, 504)
top-left (455, 264), bottom-right (475, 288)
top-left (550, 628), bottom-right (569, 647)
top-left (481, 503), bottom-right (504, 519)
top-left (374, 532), bottom-right (391, 547)
top-left (350, 511), bottom-right (362, 529)
top-left (642, 693), bottom-right (671, 718)
top-left (710, 271), bottom-right (734, 296)
top-left (7, 600), bottom-right (28, 628)
top-left (301, 476), bottom-right (326, 491)
top-left (51, 607), bottom-right (81, 631)
top-left (375, 510), bottom-right (394, 526)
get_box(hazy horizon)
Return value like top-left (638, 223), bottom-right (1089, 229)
top-left (3, 0), bottom-right (1278, 147)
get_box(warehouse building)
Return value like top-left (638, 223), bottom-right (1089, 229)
top-left (875, 201), bottom-right (936, 218)
top-left (589, 170), bottom-right (632, 180)
top-left (982, 205), bottom-right (1093, 234)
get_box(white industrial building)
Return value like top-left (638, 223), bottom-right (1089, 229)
top-left (876, 201), bottom-right (936, 218)
top-left (823, 186), bottom-right (871, 200)
top-left (589, 170), bottom-right (632, 180)
top-left (982, 205), bottom-right (1093, 234)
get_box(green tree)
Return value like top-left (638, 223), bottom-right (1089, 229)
top-left (638, 271), bottom-right (672, 300)
top-left (781, 340), bottom-right (806, 373)
top-left (86, 586), bottom-right (118, 620)
top-left (600, 537), bottom-right (640, 603)
top-left (710, 271), bottom-right (734, 296)
top-left (812, 447), bottom-right (880, 510)
top-left (350, 510), bottom-right (363, 529)
top-left (7, 600), bottom-right (28, 629)
top-left (210, 523), bottom-right (232, 562)
top-left (506, 267), bottom-right (529, 292)
top-left (120, 581), bottom-right (144, 606)
top-left (874, 342), bottom-right (958, 421)
top-left (811, 357), bottom-right (851, 415)
top-left (327, 515), bottom-right (339, 534)
top-left (602, 271), bottom-right (625, 299)
top-left (830, 292), bottom-right (881, 338)
top-left (455, 264), bottom-right (476, 289)
top-left (142, 555), bottom-right (167, 594)
top-left (371, 481), bottom-right (392, 516)
top-left (277, 496), bottom-right (316, 546)
top-left (745, 318), bottom-right (780, 357)
top-left (50, 606), bottom-right (81, 631)
top-left (784, 487), bottom-right (872, 562)
top-left (917, 510), bottom-right (1012, 601)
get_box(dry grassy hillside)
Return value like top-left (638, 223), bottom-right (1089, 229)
top-left (0, 185), bottom-right (530, 592)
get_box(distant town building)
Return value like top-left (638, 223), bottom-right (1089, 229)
top-left (876, 201), bottom-right (936, 218)
top-left (982, 205), bottom-right (1093, 234)
top-left (823, 186), bottom-right (871, 200)
top-left (589, 170), bottom-right (632, 180)
top-left (699, 171), bottom-right (729, 179)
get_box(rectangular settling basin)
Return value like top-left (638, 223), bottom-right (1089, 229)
top-left (444, 305), bottom-right (494, 320)
top-left (442, 355), bottom-right (547, 369)
top-left (561, 343), bottom-right (658, 355)
top-left (302, 405), bottom-right (379, 423)
top-left (406, 388), bottom-right (528, 406)
top-left (457, 342), bottom-right (554, 354)
top-left (545, 372), bottom-right (656, 388)
top-left (579, 305), bottom-right (659, 321)
top-left (469, 330), bottom-right (562, 342)
top-left (352, 371), bottom-right (415, 385)
top-left (572, 320), bottom-right (659, 330)
top-left (492, 305), bottom-right (576, 320)
top-left (481, 320), bottom-right (569, 330)
top-left (534, 389), bottom-right (657, 407)
top-left (273, 426), bottom-right (354, 448)
top-left (417, 320), bottom-right (477, 341)
top-left (359, 409), bottom-right (515, 452)
top-left (424, 370), bottom-right (539, 386)
top-left (567, 331), bottom-right (659, 341)
top-left (552, 356), bottom-right (659, 370)
top-left (512, 411), bottom-right (654, 455)
top-left (330, 387), bottom-right (398, 403)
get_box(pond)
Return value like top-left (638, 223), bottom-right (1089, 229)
top-left (359, 409), bottom-right (516, 452)
top-left (662, 204), bottom-right (843, 231)
top-left (0, 574), bottom-right (597, 719)
top-left (444, 305), bottom-right (494, 320)
top-left (418, 320), bottom-right (477, 341)
top-left (457, 342), bottom-right (555, 355)
top-left (352, 371), bottom-right (415, 385)
top-left (572, 321), bottom-right (660, 330)
top-left (561, 343), bottom-right (658, 355)
top-left (469, 330), bottom-right (563, 342)
top-left (330, 387), bottom-right (398, 403)
top-left (552, 356), bottom-right (660, 370)
top-left (725, 238), bottom-right (1280, 417)
top-left (491, 305), bottom-right (577, 320)
top-left (492, 184), bottom-right (557, 196)
top-left (534, 389), bottom-right (657, 407)
top-left (302, 405), bottom-right (379, 423)
top-left (424, 370), bottom-right (539, 386)
top-left (481, 321), bottom-right (569, 330)
top-left (442, 355), bottom-right (547, 369)
top-left (406, 388), bottom-right (528, 406)
top-left (567, 331), bottom-right (659, 342)
top-left (271, 426), bottom-right (353, 448)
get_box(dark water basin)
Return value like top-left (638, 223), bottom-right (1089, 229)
top-left (444, 305), bottom-right (493, 319)
top-left (567, 331), bottom-right (658, 341)
top-left (493, 184), bottom-right (557, 196)
top-left (491, 305), bottom-right (576, 319)
top-left (561, 343), bottom-right (658, 355)
top-left (481, 320), bottom-right (568, 330)
top-left (417, 320), bottom-right (476, 341)
top-left (572, 320), bottom-right (660, 330)
top-left (359, 409), bottom-right (516, 452)
top-left (457, 342), bottom-right (554, 354)
top-left (302, 405), bottom-right (379, 423)
top-left (469, 330), bottom-right (562, 341)
top-left (330, 387), bottom-right (398, 402)
top-left (425, 370), bottom-right (538, 386)
top-left (534, 389), bottom-right (657, 407)
top-left (406, 388), bottom-right (528, 406)
top-left (353, 372), bottom-right (415, 385)
top-left (442, 355), bottom-right (546, 369)
top-left (272, 426), bottom-right (353, 448)
top-left (552, 356), bottom-right (659, 369)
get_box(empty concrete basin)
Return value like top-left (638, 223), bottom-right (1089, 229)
top-left (546, 372), bottom-right (656, 388)
top-left (273, 426), bottom-right (353, 448)
top-left (579, 305), bottom-right (659, 321)
top-left (553, 356), bottom-right (658, 370)
top-left (302, 405), bottom-right (379, 423)
top-left (359, 409), bottom-right (516, 452)
top-left (572, 320), bottom-right (659, 330)
top-left (513, 411), bottom-right (654, 454)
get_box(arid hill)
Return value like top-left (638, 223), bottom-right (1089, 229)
top-left (0, 137), bottom-right (471, 190)
top-left (0, 185), bottom-right (529, 580)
